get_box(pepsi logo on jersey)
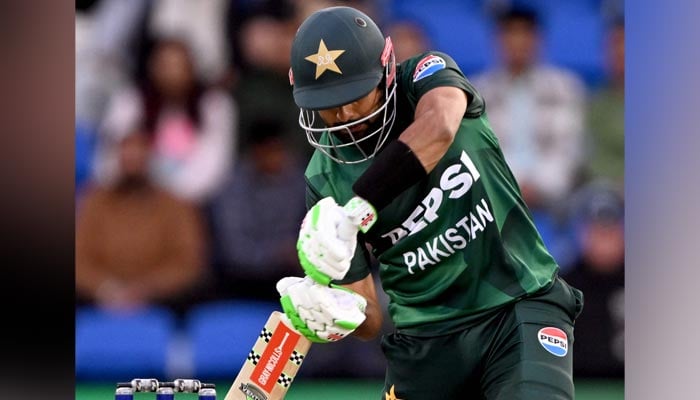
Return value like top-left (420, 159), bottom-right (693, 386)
top-left (538, 327), bottom-right (568, 357)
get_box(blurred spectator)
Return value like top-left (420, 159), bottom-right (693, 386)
top-left (76, 0), bottom-right (150, 197)
top-left (290, 0), bottom-right (380, 26)
top-left (76, 0), bottom-right (149, 127)
top-left (292, 0), bottom-right (341, 22)
top-left (76, 129), bottom-right (208, 314)
top-left (601, 0), bottom-right (625, 24)
top-left (230, 0), bottom-right (379, 159)
top-left (95, 37), bottom-right (237, 204)
top-left (584, 18), bottom-right (624, 188)
top-left (232, 11), bottom-right (302, 154)
top-left (225, 0), bottom-right (297, 73)
top-left (474, 5), bottom-right (586, 212)
top-left (147, 0), bottom-right (231, 86)
top-left (385, 19), bottom-right (430, 63)
top-left (563, 180), bottom-right (624, 378)
top-left (207, 118), bottom-right (306, 302)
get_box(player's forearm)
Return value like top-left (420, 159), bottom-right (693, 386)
top-left (352, 297), bottom-right (383, 341)
top-left (398, 86), bottom-right (467, 172)
top-left (351, 87), bottom-right (467, 212)
top-left (341, 274), bottom-right (384, 340)
top-left (399, 113), bottom-right (455, 173)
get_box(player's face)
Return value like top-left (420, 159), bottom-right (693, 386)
top-left (317, 87), bottom-right (384, 138)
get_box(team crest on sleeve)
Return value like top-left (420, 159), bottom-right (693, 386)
top-left (413, 54), bottom-right (446, 82)
top-left (538, 327), bottom-right (568, 357)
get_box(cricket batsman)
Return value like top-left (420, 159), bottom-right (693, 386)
top-left (276, 6), bottom-right (584, 399)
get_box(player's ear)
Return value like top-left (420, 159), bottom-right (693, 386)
top-left (289, 68), bottom-right (294, 86)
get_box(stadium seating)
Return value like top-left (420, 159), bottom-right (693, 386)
top-left (75, 121), bottom-right (96, 191)
top-left (75, 306), bottom-right (177, 380)
top-left (389, 0), bottom-right (497, 76)
top-left (388, 0), bottom-right (608, 86)
top-left (540, 2), bottom-right (606, 87)
top-left (185, 300), bottom-right (280, 379)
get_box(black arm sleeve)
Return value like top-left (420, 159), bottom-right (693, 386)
top-left (352, 139), bottom-right (427, 211)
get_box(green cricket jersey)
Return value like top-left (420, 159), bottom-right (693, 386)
top-left (304, 51), bottom-right (559, 335)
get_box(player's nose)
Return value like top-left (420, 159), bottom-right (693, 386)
top-left (336, 104), bottom-right (356, 123)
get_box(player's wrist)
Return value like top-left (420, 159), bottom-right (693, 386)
top-left (352, 139), bottom-right (427, 211)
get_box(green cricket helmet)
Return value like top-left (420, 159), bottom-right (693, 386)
top-left (289, 6), bottom-right (397, 164)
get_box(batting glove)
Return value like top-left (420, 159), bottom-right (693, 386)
top-left (297, 196), bottom-right (377, 285)
top-left (276, 276), bottom-right (367, 343)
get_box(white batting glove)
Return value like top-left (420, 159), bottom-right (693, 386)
top-left (297, 196), bottom-right (377, 285)
top-left (277, 276), bottom-right (367, 343)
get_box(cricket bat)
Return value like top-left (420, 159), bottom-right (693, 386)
top-left (225, 311), bottom-right (312, 400)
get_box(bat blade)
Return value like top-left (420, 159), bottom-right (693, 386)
top-left (225, 311), bottom-right (312, 400)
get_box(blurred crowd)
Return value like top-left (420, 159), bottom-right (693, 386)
top-left (75, 0), bottom-right (624, 380)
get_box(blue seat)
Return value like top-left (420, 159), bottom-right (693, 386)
top-left (531, 210), bottom-right (579, 273)
top-left (540, 3), bottom-right (606, 87)
top-left (390, 0), bottom-right (496, 76)
top-left (186, 300), bottom-right (280, 379)
top-left (75, 306), bottom-right (176, 380)
top-left (75, 121), bottom-right (96, 191)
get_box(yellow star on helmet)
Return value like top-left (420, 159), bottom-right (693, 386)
top-left (385, 385), bottom-right (403, 400)
top-left (305, 39), bottom-right (346, 79)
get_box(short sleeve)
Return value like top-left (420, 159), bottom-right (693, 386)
top-left (399, 51), bottom-right (485, 118)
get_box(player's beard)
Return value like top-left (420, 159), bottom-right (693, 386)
top-left (329, 100), bottom-right (395, 158)
top-left (330, 119), bottom-right (377, 154)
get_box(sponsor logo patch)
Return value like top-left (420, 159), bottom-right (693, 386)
top-left (250, 321), bottom-right (300, 392)
top-left (538, 327), bottom-right (568, 357)
top-left (413, 55), bottom-right (446, 82)
top-left (327, 332), bottom-right (346, 342)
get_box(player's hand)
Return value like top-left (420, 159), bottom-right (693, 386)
top-left (297, 197), bottom-right (357, 285)
top-left (276, 276), bottom-right (367, 343)
top-left (297, 196), bottom-right (377, 285)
